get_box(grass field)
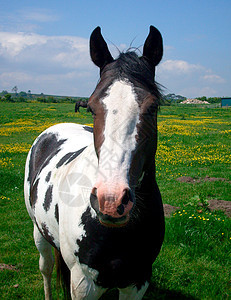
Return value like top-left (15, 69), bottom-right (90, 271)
top-left (0, 102), bottom-right (230, 299)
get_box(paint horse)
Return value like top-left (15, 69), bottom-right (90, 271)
top-left (24, 26), bottom-right (165, 299)
top-left (75, 100), bottom-right (88, 113)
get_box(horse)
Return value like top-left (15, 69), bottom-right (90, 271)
top-left (24, 25), bottom-right (165, 299)
top-left (75, 100), bottom-right (88, 112)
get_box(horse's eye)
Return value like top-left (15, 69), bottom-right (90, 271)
top-left (147, 103), bottom-right (157, 115)
top-left (88, 106), bottom-right (96, 116)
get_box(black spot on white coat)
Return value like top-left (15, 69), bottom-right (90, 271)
top-left (28, 132), bottom-right (66, 185)
top-left (30, 178), bottom-right (39, 208)
top-left (41, 222), bottom-right (57, 249)
top-left (56, 147), bottom-right (87, 168)
top-left (55, 204), bottom-right (59, 224)
top-left (45, 171), bottom-right (52, 182)
top-left (43, 185), bottom-right (53, 212)
top-left (83, 126), bottom-right (93, 133)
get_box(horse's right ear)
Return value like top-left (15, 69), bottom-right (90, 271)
top-left (90, 27), bottom-right (114, 70)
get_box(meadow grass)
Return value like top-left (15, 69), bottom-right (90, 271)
top-left (0, 102), bottom-right (230, 299)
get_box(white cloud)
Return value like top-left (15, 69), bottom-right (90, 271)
top-left (0, 31), bottom-right (97, 96)
top-left (0, 32), bottom-right (91, 65)
top-left (202, 74), bottom-right (226, 83)
top-left (51, 36), bottom-right (91, 69)
top-left (0, 32), bottom-right (93, 70)
top-left (0, 32), bottom-right (48, 56)
top-left (156, 58), bottom-right (227, 97)
top-left (159, 59), bottom-right (203, 74)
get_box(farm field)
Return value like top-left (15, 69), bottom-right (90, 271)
top-left (0, 102), bottom-right (230, 299)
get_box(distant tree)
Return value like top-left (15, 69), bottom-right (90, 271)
top-left (4, 93), bottom-right (13, 102)
top-left (27, 90), bottom-right (32, 99)
top-left (19, 91), bottom-right (27, 98)
top-left (207, 97), bottom-right (221, 104)
top-left (12, 86), bottom-right (18, 95)
top-left (197, 96), bottom-right (207, 101)
top-left (1, 90), bottom-right (8, 96)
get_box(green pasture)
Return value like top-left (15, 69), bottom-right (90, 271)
top-left (0, 102), bottom-right (230, 299)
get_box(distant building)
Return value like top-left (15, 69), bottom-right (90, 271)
top-left (180, 98), bottom-right (209, 104)
top-left (221, 98), bottom-right (231, 108)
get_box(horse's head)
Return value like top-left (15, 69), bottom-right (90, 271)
top-left (88, 26), bottom-right (163, 227)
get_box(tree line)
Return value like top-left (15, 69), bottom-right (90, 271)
top-left (0, 89), bottom-right (88, 104)
top-left (0, 89), bottom-right (223, 105)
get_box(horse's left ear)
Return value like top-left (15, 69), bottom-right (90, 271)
top-left (142, 26), bottom-right (163, 67)
top-left (90, 27), bottom-right (114, 71)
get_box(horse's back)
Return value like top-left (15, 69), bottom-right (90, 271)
top-left (24, 123), bottom-right (94, 248)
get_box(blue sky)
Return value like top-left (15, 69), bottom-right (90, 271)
top-left (0, 0), bottom-right (230, 98)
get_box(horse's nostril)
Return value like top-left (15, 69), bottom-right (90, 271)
top-left (90, 188), bottom-right (99, 213)
top-left (117, 204), bottom-right (125, 215)
top-left (92, 187), bottom-right (97, 196)
top-left (122, 189), bottom-right (133, 205)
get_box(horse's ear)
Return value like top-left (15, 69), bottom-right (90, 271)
top-left (142, 26), bottom-right (163, 67)
top-left (90, 27), bottom-right (114, 70)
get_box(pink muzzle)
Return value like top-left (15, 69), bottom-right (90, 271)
top-left (90, 183), bottom-right (134, 227)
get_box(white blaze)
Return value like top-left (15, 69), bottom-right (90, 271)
top-left (98, 80), bottom-right (140, 184)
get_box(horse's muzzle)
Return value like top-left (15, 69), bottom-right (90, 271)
top-left (90, 188), bottom-right (133, 227)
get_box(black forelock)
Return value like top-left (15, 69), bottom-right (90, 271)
top-left (99, 51), bottom-right (162, 104)
top-left (113, 51), bottom-right (152, 80)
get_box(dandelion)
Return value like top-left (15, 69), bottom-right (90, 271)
top-left (0, 143), bottom-right (31, 153)
top-left (0, 157), bottom-right (14, 168)
top-left (0, 118), bottom-right (58, 136)
top-left (0, 195), bottom-right (10, 201)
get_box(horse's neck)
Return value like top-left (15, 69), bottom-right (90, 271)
top-left (134, 160), bottom-right (163, 225)
top-left (76, 143), bottom-right (98, 180)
